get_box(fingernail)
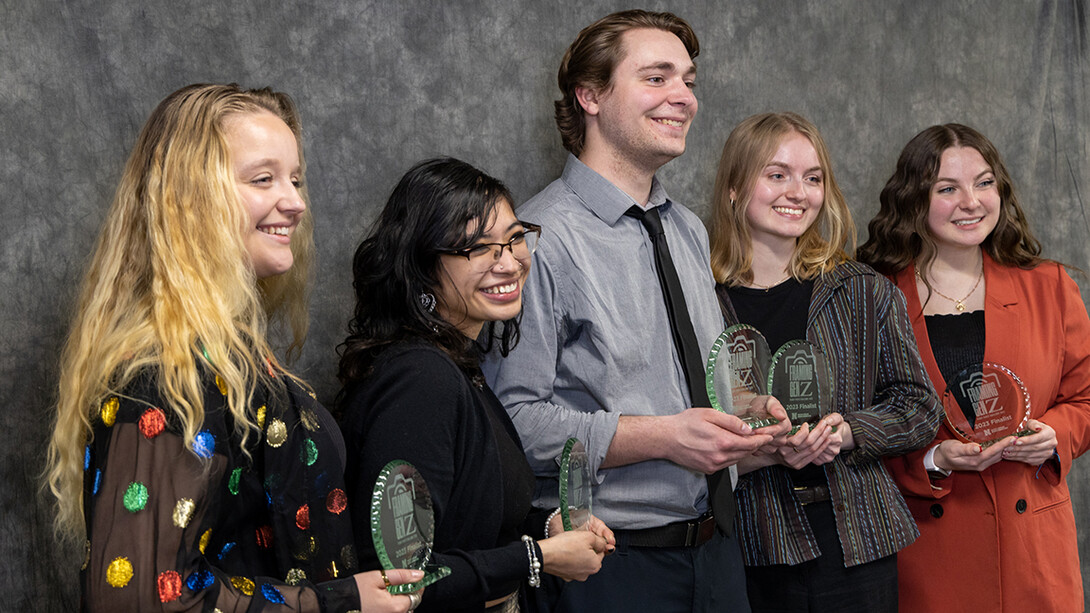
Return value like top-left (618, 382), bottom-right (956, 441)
top-left (410, 570), bottom-right (425, 579)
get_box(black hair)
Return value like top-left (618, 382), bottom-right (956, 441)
top-left (337, 157), bottom-right (521, 393)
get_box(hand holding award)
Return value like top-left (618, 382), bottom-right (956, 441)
top-left (371, 460), bottom-right (452, 594)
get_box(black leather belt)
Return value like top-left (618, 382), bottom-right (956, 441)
top-left (620, 513), bottom-right (716, 548)
top-left (793, 484), bottom-right (831, 505)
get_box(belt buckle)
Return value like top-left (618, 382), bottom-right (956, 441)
top-left (684, 521), bottom-right (697, 547)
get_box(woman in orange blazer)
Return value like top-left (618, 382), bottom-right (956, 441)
top-left (858, 123), bottom-right (1090, 612)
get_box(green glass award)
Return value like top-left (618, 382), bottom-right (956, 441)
top-left (371, 460), bottom-right (451, 594)
top-left (943, 362), bottom-right (1033, 448)
top-left (706, 324), bottom-right (777, 427)
top-left (766, 340), bottom-right (834, 433)
top-left (558, 437), bottom-right (592, 531)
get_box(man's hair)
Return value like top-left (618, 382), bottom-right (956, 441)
top-left (555, 10), bottom-right (699, 155)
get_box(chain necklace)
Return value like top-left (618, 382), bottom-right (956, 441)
top-left (916, 267), bottom-right (984, 312)
top-left (751, 272), bottom-right (791, 292)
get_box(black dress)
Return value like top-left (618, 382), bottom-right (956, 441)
top-left (341, 341), bottom-right (536, 613)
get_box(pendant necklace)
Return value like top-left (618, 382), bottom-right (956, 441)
top-left (917, 267), bottom-right (984, 312)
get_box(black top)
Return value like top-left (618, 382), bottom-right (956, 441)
top-left (725, 278), bottom-right (825, 486)
top-left (925, 310), bottom-right (986, 388)
top-left (82, 368), bottom-right (359, 612)
top-left (341, 341), bottom-right (536, 613)
top-left (726, 278), bottom-right (814, 353)
top-left (925, 310), bottom-right (986, 427)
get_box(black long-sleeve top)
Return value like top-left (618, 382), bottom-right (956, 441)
top-left (341, 341), bottom-right (536, 613)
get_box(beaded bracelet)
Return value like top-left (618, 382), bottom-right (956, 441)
top-left (521, 535), bottom-right (541, 587)
top-left (543, 507), bottom-right (562, 539)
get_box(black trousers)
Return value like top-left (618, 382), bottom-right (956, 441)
top-left (744, 501), bottom-right (898, 613)
top-left (528, 527), bottom-right (751, 613)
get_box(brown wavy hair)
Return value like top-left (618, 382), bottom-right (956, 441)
top-left (857, 124), bottom-right (1042, 290)
top-left (555, 9), bottom-right (698, 156)
top-left (710, 112), bottom-right (855, 286)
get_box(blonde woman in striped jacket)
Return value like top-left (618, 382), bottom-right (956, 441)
top-left (708, 112), bottom-right (942, 612)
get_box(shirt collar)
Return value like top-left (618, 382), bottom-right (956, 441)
top-left (560, 154), bottom-right (672, 226)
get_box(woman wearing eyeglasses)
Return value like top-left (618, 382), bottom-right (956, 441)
top-left (338, 158), bottom-right (614, 613)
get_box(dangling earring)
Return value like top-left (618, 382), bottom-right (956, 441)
top-left (419, 292), bottom-right (436, 312)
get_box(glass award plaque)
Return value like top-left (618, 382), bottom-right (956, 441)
top-left (942, 362), bottom-right (1033, 448)
top-left (766, 340), bottom-right (834, 432)
top-left (706, 324), bottom-right (778, 427)
top-left (371, 460), bottom-right (451, 594)
top-left (558, 437), bottom-right (592, 531)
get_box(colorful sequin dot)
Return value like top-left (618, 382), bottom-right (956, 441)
top-left (230, 576), bottom-right (255, 596)
top-left (139, 407), bottom-right (167, 439)
top-left (228, 467), bottom-right (242, 495)
top-left (172, 498), bottom-right (196, 528)
top-left (326, 488), bottom-right (347, 515)
top-left (341, 544), bottom-right (358, 570)
top-left (266, 419), bottom-right (287, 448)
top-left (300, 439), bottom-right (318, 466)
top-left (92, 469), bottom-right (102, 495)
top-left (199, 529), bottom-right (212, 554)
top-left (295, 504), bottom-right (310, 531)
top-left (255, 525), bottom-right (273, 549)
top-left (123, 482), bottom-right (149, 513)
top-left (157, 570), bottom-right (182, 602)
top-left (84, 446), bottom-right (91, 471)
top-left (256, 405), bottom-right (267, 429)
top-left (215, 375), bottom-right (228, 396)
top-left (285, 568), bottom-right (306, 585)
top-left (186, 569), bottom-right (215, 591)
top-left (218, 542), bottom-right (236, 560)
top-left (192, 430), bottom-right (215, 459)
top-left (300, 408), bottom-right (319, 431)
top-left (101, 397), bottom-right (119, 427)
top-left (261, 584), bottom-right (286, 604)
top-left (106, 557), bottom-right (133, 588)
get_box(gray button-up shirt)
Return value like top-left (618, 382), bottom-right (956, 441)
top-left (483, 155), bottom-right (731, 530)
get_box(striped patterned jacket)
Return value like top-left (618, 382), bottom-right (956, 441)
top-left (717, 260), bottom-right (942, 567)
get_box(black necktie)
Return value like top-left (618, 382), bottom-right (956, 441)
top-left (626, 205), bottom-right (736, 535)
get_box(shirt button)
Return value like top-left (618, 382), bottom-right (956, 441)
top-left (929, 504), bottom-right (943, 518)
top-left (1016, 499), bottom-right (1027, 514)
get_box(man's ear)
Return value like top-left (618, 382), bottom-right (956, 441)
top-left (575, 86), bottom-right (601, 116)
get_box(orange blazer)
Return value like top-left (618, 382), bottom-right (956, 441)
top-left (885, 253), bottom-right (1090, 612)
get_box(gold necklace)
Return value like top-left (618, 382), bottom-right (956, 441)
top-left (751, 272), bottom-right (791, 292)
top-left (917, 267), bottom-right (983, 312)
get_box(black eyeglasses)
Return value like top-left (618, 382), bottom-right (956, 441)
top-left (439, 222), bottom-right (541, 272)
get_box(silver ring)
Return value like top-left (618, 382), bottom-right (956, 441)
top-left (407, 591), bottom-right (422, 610)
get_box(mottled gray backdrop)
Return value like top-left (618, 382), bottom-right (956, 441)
top-left (4, 1), bottom-right (1088, 610)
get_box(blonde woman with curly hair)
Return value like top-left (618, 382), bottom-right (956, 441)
top-left (709, 112), bottom-right (941, 612)
top-left (46, 83), bottom-right (418, 612)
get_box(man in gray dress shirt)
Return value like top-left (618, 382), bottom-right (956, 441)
top-left (483, 9), bottom-right (784, 613)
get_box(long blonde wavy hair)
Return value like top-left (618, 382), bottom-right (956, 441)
top-left (710, 112), bottom-right (855, 285)
top-left (46, 83), bottom-right (314, 540)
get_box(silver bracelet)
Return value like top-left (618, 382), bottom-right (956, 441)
top-left (543, 507), bottom-right (562, 539)
top-left (521, 535), bottom-right (541, 587)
